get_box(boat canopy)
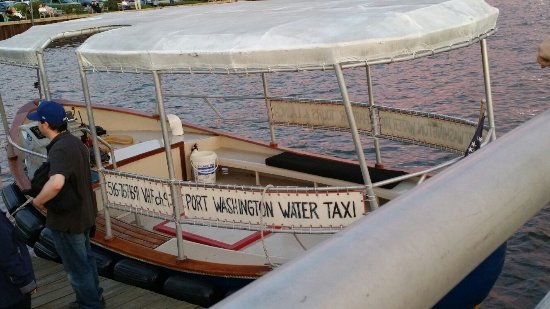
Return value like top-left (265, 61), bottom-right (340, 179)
top-left (0, 0), bottom-right (498, 72)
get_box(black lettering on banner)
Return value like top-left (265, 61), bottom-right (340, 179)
top-left (141, 187), bottom-right (153, 203)
top-left (184, 194), bottom-right (208, 212)
top-left (278, 201), bottom-right (319, 219)
top-left (325, 201), bottom-right (357, 219)
top-left (154, 191), bottom-right (169, 207)
top-left (213, 196), bottom-right (273, 217)
top-left (106, 181), bottom-right (141, 202)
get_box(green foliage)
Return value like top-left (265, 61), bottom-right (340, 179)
top-left (13, 2), bottom-right (30, 17)
top-left (104, 0), bottom-right (118, 12)
top-left (63, 3), bottom-right (87, 14)
top-left (180, 0), bottom-right (208, 4)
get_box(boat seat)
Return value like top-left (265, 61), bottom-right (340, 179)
top-left (215, 148), bottom-right (358, 187)
top-left (215, 148), bottom-right (415, 201)
top-left (111, 139), bottom-right (162, 164)
top-left (95, 213), bottom-right (171, 249)
top-left (265, 152), bottom-right (407, 189)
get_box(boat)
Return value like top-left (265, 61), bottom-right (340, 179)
top-left (0, 0), bottom-right (504, 307)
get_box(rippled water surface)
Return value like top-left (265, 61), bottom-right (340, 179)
top-left (1, 0), bottom-right (549, 307)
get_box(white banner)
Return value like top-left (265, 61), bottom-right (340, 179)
top-left (181, 185), bottom-right (366, 228)
top-left (270, 99), bottom-right (372, 132)
top-left (378, 110), bottom-right (486, 152)
top-left (104, 173), bottom-right (174, 216)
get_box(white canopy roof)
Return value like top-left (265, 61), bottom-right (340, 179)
top-left (0, 0), bottom-right (498, 73)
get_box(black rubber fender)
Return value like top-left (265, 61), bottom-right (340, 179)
top-left (1, 183), bottom-right (27, 214)
top-left (92, 247), bottom-right (116, 277)
top-left (163, 275), bottom-right (218, 307)
top-left (113, 259), bottom-right (163, 291)
top-left (14, 205), bottom-right (45, 246)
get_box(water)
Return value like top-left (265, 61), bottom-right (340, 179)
top-left (1, 0), bottom-right (549, 307)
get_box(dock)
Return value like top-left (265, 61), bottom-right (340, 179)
top-left (31, 257), bottom-right (201, 309)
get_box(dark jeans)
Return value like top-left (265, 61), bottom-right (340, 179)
top-left (48, 228), bottom-right (103, 309)
top-left (1, 293), bottom-right (31, 309)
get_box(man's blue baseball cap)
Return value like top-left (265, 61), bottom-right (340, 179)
top-left (27, 100), bottom-right (68, 125)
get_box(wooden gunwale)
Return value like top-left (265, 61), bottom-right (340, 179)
top-left (91, 228), bottom-right (270, 278)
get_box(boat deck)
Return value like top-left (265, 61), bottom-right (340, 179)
top-left (95, 213), bottom-right (171, 249)
top-left (30, 256), bottom-right (200, 309)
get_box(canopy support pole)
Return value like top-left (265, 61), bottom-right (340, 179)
top-left (36, 51), bottom-right (50, 100)
top-left (262, 73), bottom-right (277, 146)
top-left (152, 70), bottom-right (186, 260)
top-left (76, 56), bottom-right (113, 239)
top-left (366, 65), bottom-right (382, 167)
top-left (0, 94), bottom-right (16, 159)
top-left (480, 39), bottom-right (496, 141)
top-left (334, 64), bottom-right (378, 211)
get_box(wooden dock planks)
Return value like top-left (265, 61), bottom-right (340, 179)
top-left (30, 257), bottom-right (201, 309)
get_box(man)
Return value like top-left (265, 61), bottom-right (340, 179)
top-left (5, 7), bottom-right (22, 21)
top-left (0, 209), bottom-right (37, 309)
top-left (28, 100), bottom-right (103, 309)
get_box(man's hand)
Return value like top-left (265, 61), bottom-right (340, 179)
top-left (31, 200), bottom-right (47, 214)
top-left (538, 37), bottom-right (550, 68)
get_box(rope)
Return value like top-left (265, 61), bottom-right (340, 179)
top-left (102, 135), bottom-right (134, 145)
top-left (259, 184), bottom-right (277, 268)
top-left (6, 197), bottom-right (34, 223)
top-left (293, 233), bottom-right (307, 251)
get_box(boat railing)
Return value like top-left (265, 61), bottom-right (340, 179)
top-left (4, 134), bottom-right (47, 160)
top-left (165, 94), bottom-right (489, 189)
top-left (101, 168), bottom-right (370, 234)
top-left (166, 94), bottom-right (485, 154)
top-left (70, 126), bottom-right (118, 169)
top-left (1, 127), bottom-right (118, 166)
top-left (372, 127), bottom-right (493, 188)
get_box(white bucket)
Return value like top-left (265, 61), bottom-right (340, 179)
top-left (190, 150), bottom-right (218, 183)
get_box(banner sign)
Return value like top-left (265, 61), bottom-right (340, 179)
top-left (269, 99), bottom-right (372, 132)
top-left (104, 171), bottom-right (366, 228)
top-left (269, 98), bottom-right (486, 153)
top-left (181, 185), bottom-right (366, 228)
top-left (378, 109), bottom-right (486, 152)
top-left (104, 173), bottom-right (174, 216)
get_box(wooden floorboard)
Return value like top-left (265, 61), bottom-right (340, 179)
top-left (31, 257), bottom-right (201, 309)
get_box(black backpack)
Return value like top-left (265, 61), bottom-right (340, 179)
top-left (23, 162), bottom-right (80, 214)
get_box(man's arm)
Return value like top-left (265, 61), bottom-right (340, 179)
top-left (33, 174), bottom-right (65, 212)
top-left (538, 37), bottom-right (550, 68)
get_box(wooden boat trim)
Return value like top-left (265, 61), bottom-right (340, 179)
top-left (91, 229), bottom-right (270, 278)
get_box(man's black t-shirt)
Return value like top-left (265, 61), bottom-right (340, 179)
top-left (45, 131), bottom-right (96, 234)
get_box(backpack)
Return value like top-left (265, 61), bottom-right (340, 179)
top-left (22, 162), bottom-right (81, 214)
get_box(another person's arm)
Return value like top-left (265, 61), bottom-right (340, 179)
top-left (538, 37), bottom-right (550, 68)
top-left (0, 217), bottom-right (37, 296)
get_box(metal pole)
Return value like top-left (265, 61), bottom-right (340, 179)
top-left (36, 51), bottom-right (51, 100)
top-left (152, 70), bottom-right (185, 260)
top-left (76, 56), bottom-right (113, 239)
top-left (261, 73), bottom-right (277, 146)
top-left (0, 94), bottom-right (16, 159)
top-left (36, 69), bottom-right (44, 100)
top-left (366, 65), bottom-right (382, 166)
top-left (29, 0), bottom-right (34, 25)
top-left (334, 64), bottom-right (378, 211)
top-left (480, 39), bottom-right (496, 141)
top-left (215, 109), bottom-right (550, 309)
